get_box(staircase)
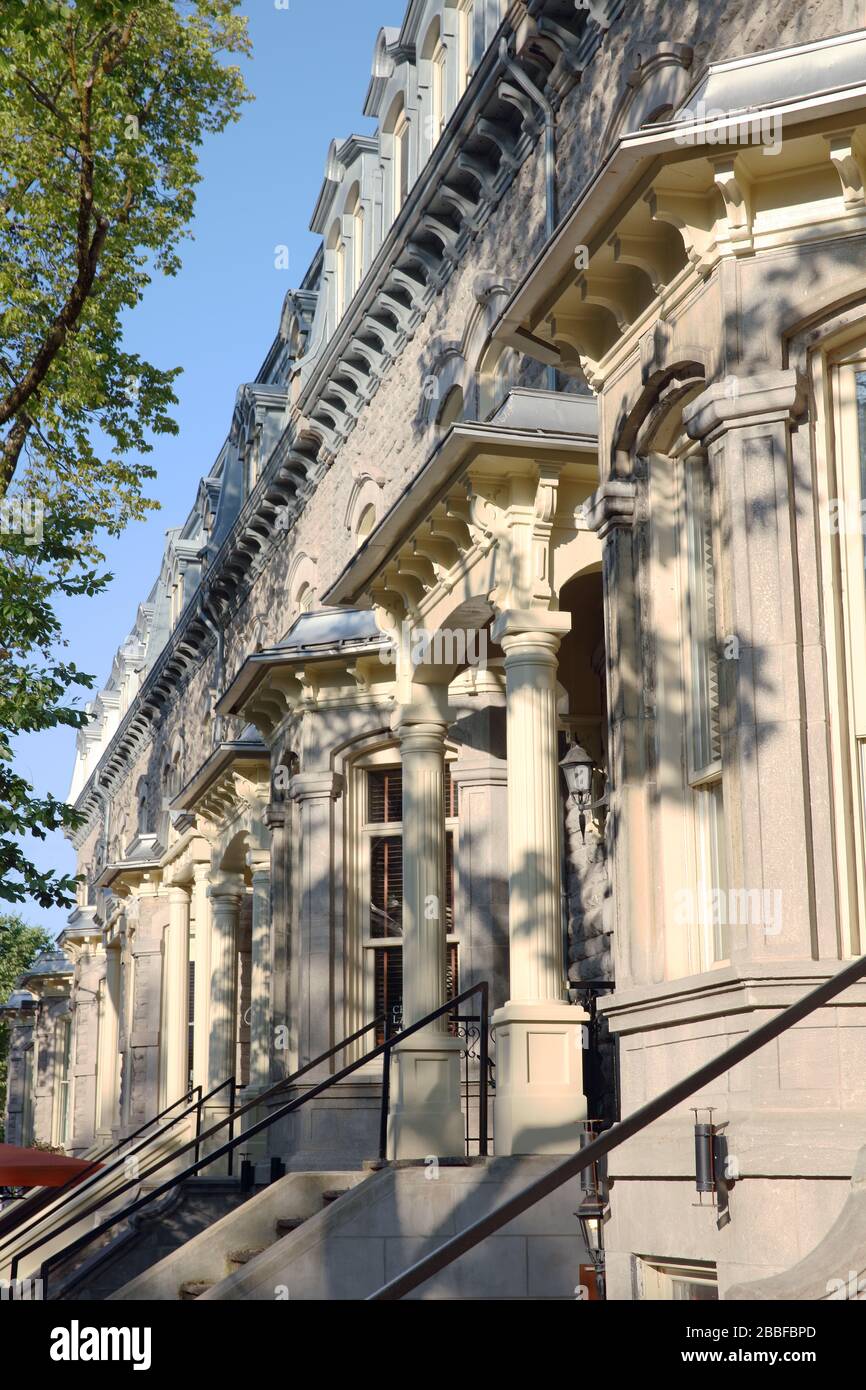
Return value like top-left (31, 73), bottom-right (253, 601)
top-left (51, 1177), bottom-right (255, 1301)
top-left (112, 1171), bottom-right (368, 1300)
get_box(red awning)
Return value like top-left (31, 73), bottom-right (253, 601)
top-left (0, 1144), bottom-right (101, 1188)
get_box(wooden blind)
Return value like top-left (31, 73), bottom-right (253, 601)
top-left (370, 835), bottom-right (403, 938)
top-left (374, 942), bottom-right (459, 1044)
top-left (367, 768), bottom-right (402, 823)
top-left (187, 960), bottom-right (195, 1082)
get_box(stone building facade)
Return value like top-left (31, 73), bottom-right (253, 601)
top-left (7, 0), bottom-right (866, 1300)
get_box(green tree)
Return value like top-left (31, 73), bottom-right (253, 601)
top-left (0, 911), bottom-right (54, 1141)
top-left (0, 1), bottom-right (250, 906)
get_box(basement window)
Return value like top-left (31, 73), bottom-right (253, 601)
top-left (638, 1257), bottom-right (719, 1301)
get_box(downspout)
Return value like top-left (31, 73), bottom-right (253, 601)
top-left (499, 37), bottom-right (558, 390)
top-left (198, 591), bottom-right (225, 747)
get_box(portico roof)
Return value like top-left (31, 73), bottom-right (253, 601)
top-left (494, 29), bottom-right (866, 369)
top-left (171, 727), bottom-right (269, 814)
top-left (324, 396), bottom-right (598, 609)
top-left (216, 608), bottom-right (389, 718)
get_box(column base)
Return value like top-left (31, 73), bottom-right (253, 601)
top-left (387, 1033), bottom-right (466, 1160)
top-left (492, 1000), bottom-right (589, 1156)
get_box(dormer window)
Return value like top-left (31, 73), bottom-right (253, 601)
top-left (431, 29), bottom-right (447, 141)
top-left (394, 108), bottom-right (410, 217)
top-left (329, 221), bottom-right (347, 324)
top-left (348, 188), bottom-right (365, 297)
top-left (459, 0), bottom-right (475, 94)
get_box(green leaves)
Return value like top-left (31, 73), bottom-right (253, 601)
top-left (0, 1), bottom-right (251, 908)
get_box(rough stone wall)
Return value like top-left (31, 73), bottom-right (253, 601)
top-left (75, 0), bottom-right (859, 868)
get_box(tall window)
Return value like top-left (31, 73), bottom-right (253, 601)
top-left (187, 958), bottom-right (196, 1088)
top-left (431, 31), bottom-right (447, 141)
top-left (684, 455), bottom-right (727, 969)
top-left (393, 109), bottom-right (411, 218)
top-left (20, 1047), bottom-right (34, 1145)
top-left (361, 760), bottom-right (459, 1043)
top-left (333, 235), bottom-right (346, 323)
top-left (458, 0), bottom-right (475, 95)
top-left (53, 1016), bottom-right (73, 1149)
top-left (351, 199), bottom-right (365, 296)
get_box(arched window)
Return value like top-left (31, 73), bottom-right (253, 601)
top-left (424, 18), bottom-right (447, 142)
top-left (458, 0), bottom-right (475, 95)
top-left (296, 582), bottom-right (314, 614)
top-left (392, 102), bottom-right (411, 218)
top-left (329, 220), bottom-right (346, 324)
top-left (136, 777), bottom-right (149, 836)
top-left (355, 503), bottom-right (377, 541)
top-left (479, 344), bottom-right (520, 419)
top-left (348, 187), bottom-right (365, 297)
top-left (438, 384), bottom-right (464, 429)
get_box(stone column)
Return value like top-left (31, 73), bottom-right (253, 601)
top-left (160, 885), bottom-right (191, 1109)
top-left (120, 888), bottom-right (164, 1134)
top-left (290, 772), bottom-right (341, 1071)
top-left (207, 874), bottom-right (244, 1093)
top-left (265, 802), bottom-right (292, 1078)
top-left (248, 851), bottom-right (272, 1091)
top-left (388, 708), bottom-right (464, 1160)
top-left (490, 610), bottom-right (588, 1155)
top-left (96, 944), bottom-right (121, 1139)
top-left (68, 948), bottom-right (102, 1155)
top-left (191, 861), bottom-right (212, 1090)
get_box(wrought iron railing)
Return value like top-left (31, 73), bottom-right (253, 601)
top-left (367, 954), bottom-right (866, 1299)
top-left (21, 982), bottom-right (491, 1298)
top-left (0, 1078), bottom-right (235, 1260)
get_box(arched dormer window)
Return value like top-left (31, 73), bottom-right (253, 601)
top-left (136, 777), bottom-right (149, 836)
top-left (328, 219), bottom-right (346, 325)
top-left (457, 0), bottom-right (475, 96)
top-left (385, 95), bottom-right (411, 222)
top-left (422, 18), bottom-right (447, 144)
top-left (347, 185), bottom-right (365, 297)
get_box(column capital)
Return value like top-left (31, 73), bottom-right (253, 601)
top-left (207, 871), bottom-right (245, 904)
top-left (491, 608), bottom-right (571, 649)
top-left (683, 368), bottom-right (807, 444)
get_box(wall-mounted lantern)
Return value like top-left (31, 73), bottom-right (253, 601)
top-left (560, 741), bottom-right (595, 843)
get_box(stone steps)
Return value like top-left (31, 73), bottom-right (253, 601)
top-left (176, 1186), bottom-right (356, 1298)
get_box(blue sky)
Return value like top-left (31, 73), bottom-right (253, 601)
top-left (14, 1), bottom-right (407, 937)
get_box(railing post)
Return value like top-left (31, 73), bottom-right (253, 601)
top-left (479, 983), bottom-right (490, 1158)
top-left (194, 1086), bottom-right (203, 1166)
top-left (227, 1078), bottom-right (236, 1177)
top-left (379, 1041), bottom-right (392, 1164)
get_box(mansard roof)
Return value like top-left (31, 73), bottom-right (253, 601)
top-left (67, 0), bottom-right (614, 837)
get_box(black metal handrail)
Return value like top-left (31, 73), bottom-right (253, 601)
top-left (367, 953), bottom-right (866, 1300)
top-left (31, 982), bottom-right (490, 1297)
top-left (4, 1075), bottom-right (235, 1275)
top-left (0, 1082), bottom-right (214, 1259)
top-left (0, 1084), bottom-right (207, 1246)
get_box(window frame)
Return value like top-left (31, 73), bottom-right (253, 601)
top-left (352, 746), bottom-right (460, 1040)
